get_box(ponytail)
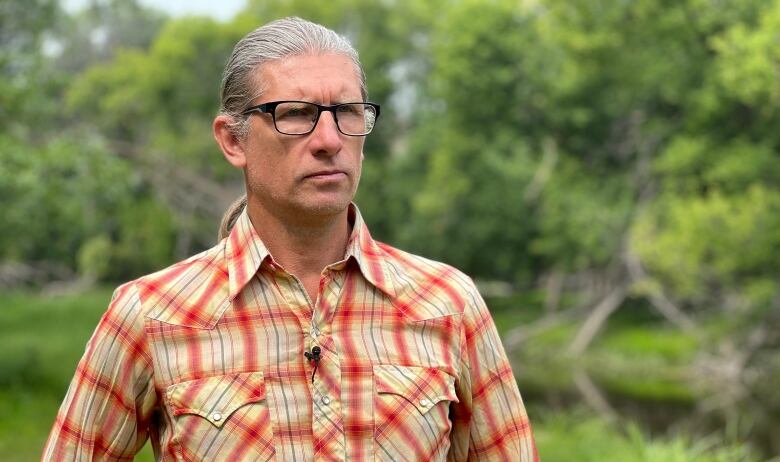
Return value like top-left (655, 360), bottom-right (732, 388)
top-left (218, 194), bottom-right (247, 241)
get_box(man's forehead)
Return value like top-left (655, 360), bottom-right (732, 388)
top-left (252, 53), bottom-right (363, 101)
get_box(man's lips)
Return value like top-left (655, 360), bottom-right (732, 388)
top-left (303, 170), bottom-right (347, 180)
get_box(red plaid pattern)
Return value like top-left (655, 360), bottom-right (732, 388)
top-left (43, 206), bottom-right (537, 461)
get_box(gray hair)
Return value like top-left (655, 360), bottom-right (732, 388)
top-left (219, 17), bottom-right (367, 140)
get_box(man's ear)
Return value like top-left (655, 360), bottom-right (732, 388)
top-left (213, 115), bottom-right (247, 169)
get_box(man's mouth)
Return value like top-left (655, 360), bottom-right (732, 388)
top-left (304, 170), bottom-right (346, 180)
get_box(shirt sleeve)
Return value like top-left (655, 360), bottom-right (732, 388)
top-left (42, 282), bottom-right (156, 461)
top-left (448, 281), bottom-right (538, 461)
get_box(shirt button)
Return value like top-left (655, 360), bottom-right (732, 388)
top-left (211, 412), bottom-right (223, 422)
top-left (321, 396), bottom-right (331, 405)
top-left (419, 398), bottom-right (431, 408)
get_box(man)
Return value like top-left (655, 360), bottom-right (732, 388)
top-left (43, 17), bottom-right (537, 461)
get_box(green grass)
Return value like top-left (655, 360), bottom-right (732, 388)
top-left (595, 327), bottom-right (700, 362)
top-left (534, 411), bottom-right (764, 462)
top-left (0, 288), bottom-right (107, 460)
top-left (0, 287), bottom-right (154, 461)
top-left (586, 327), bottom-right (699, 402)
top-left (0, 288), bottom-right (113, 391)
top-left (0, 389), bottom-right (60, 460)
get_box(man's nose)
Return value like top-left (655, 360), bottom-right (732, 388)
top-left (308, 111), bottom-right (343, 155)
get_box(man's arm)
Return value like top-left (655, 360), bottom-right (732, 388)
top-left (42, 282), bottom-right (156, 461)
top-left (448, 281), bottom-right (538, 461)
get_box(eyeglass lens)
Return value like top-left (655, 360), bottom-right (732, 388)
top-left (274, 102), bottom-right (377, 135)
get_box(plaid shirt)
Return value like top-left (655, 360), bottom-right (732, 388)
top-left (43, 206), bottom-right (537, 461)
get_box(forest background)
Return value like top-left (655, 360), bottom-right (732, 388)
top-left (1, 0), bottom-right (779, 460)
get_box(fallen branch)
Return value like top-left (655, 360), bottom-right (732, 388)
top-left (567, 283), bottom-right (628, 356)
top-left (573, 369), bottom-right (618, 421)
top-left (0, 261), bottom-right (75, 289)
top-left (624, 245), bottom-right (698, 333)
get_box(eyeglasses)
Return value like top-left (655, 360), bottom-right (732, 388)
top-left (241, 100), bottom-right (381, 136)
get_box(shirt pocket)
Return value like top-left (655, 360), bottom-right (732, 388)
top-left (373, 365), bottom-right (458, 461)
top-left (164, 371), bottom-right (275, 461)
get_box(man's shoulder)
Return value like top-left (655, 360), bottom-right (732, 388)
top-left (374, 241), bottom-right (481, 317)
top-left (117, 241), bottom-right (230, 329)
top-left (136, 242), bottom-right (226, 287)
top-left (375, 241), bottom-right (464, 280)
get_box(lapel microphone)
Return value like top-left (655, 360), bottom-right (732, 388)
top-left (304, 346), bottom-right (321, 383)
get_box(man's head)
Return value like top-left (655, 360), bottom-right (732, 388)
top-left (218, 17), bottom-right (367, 141)
top-left (213, 17), bottom-right (375, 230)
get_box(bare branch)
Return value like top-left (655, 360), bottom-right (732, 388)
top-left (624, 245), bottom-right (698, 333)
top-left (573, 369), bottom-right (618, 421)
top-left (523, 137), bottom-right (558, 204)
top-left (567, 283), bottom-right (628, 356)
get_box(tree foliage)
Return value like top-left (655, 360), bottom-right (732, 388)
top-left (3, 0), bottom-right (779, 329)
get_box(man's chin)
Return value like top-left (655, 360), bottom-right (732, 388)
top-left (286, 196), bottom-right (352, 221)
top-left (305, 201), bottom-right (351, 217)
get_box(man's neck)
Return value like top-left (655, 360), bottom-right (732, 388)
top-left (245, 200), bottom-right (352, 300)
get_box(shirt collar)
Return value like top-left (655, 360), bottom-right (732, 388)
top-left (344, 204), bottom-right (396, 298)
top-left (225, 204), bottom-right (396, 300)
top-left (225, 209), bottom-right (271, 301)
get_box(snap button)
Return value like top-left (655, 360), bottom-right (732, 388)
top-left (211, 412), bottom-right (223, 422)
top-left (321, 396), bottom-right (331, 405)
top-left (419, 398), bottom-right (431, 407)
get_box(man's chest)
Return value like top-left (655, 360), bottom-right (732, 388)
top-left (143, 273), bottom-right (463, 461)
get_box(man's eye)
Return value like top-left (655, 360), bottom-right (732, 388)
top-left (337, 104), bottom-right (362, 116)
top-left (277, 104), bottom-right (316, 119)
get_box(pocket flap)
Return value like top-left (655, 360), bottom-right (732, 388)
top-left (374, 365), bottom-right (458, 414)
top-left (165, 371), bottom-right (266, 428)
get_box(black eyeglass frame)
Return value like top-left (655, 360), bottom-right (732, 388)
top-left (241, 100), bottom-right (381, 136)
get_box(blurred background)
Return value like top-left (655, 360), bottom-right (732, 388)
top-left (1, 0), bottom-right (779, 460)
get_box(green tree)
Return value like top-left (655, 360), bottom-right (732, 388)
top-left (0, 0), bottom-right (57, 134)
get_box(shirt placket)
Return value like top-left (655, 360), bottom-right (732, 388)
top-left (310, 268), bottom-right (346, 460)
top-left (276, 265), bottom-right (347, 461)
top-left (267, 267), bottom-right (317, 460)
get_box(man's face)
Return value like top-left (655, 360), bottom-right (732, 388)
top-left (239, 53), bottom-right (366, 223)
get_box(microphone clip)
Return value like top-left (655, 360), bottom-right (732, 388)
top-left (304, 346), bottom-right (321, 383)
